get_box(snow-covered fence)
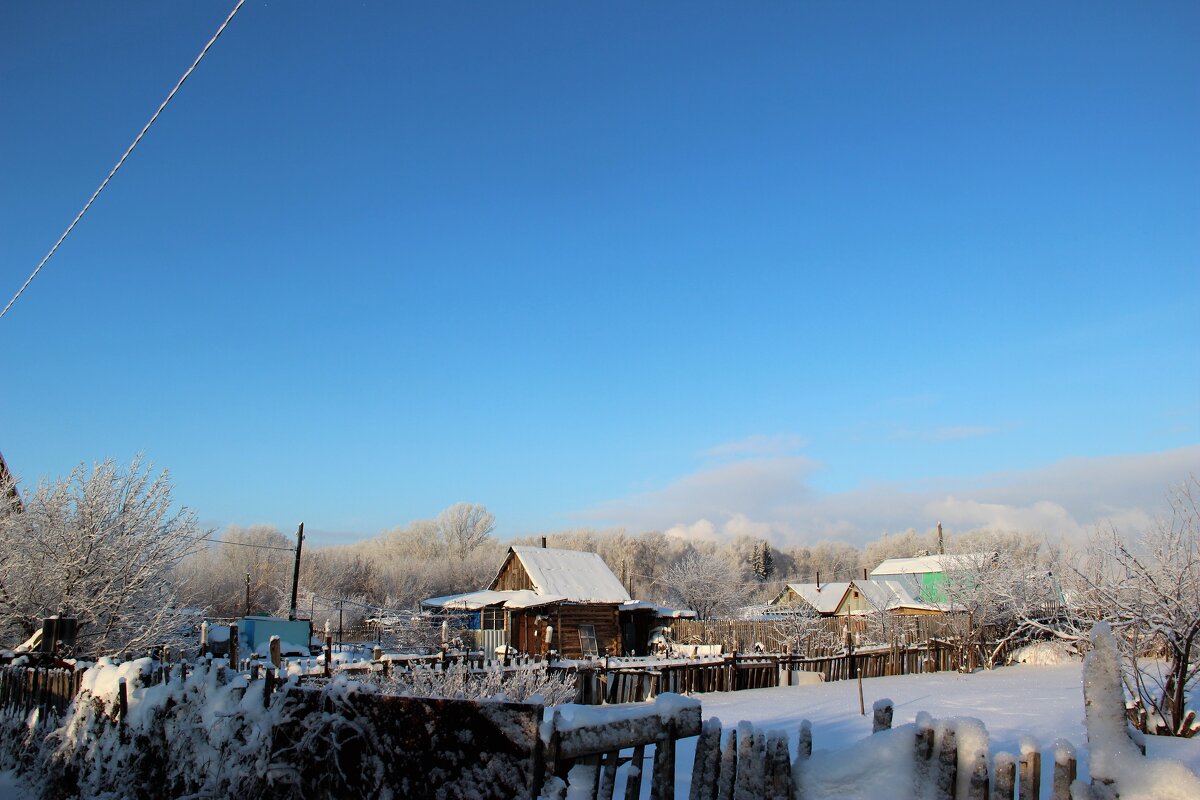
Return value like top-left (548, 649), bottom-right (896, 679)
top-left (0, 665), bottom-right (81, 716)
top-left (4, 656), bottom-right (546, 800)
top-left (541, 695), bottom-right (703, 800)
top-left (572, 642), bottom-right (967, 705)
top-left (673, 615), bottom-right (975, 652)
top-left (681, 712), bottom-right (1079, 800)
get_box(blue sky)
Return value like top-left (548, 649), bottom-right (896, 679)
top-left (2, 1), bottom-right (1197, 545)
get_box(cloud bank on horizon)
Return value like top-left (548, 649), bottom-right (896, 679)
top-left (583, 438), bottom-right (1200, 546)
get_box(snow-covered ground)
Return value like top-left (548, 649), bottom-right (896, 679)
top-left (644, 662), bottom-right (1199, 797)
top-left (0, 771), bottom-right (30, 800)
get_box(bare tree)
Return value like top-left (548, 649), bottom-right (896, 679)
top-left (437, 503), bottom-right (496, 560)
top-left (664, 551), bottom-right (741, 620)
top-left (0, 457), bottom-right (202, 655)
top-left (1077, 481), bottom-right (1200, 736)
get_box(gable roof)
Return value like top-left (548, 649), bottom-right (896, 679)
top-left (870, 553), bottom-right (990, 577)
top-left (491, 546), bottom-right (632, 604)
top-left (771, 582), bottom-right (851, 615)
top-left (421, 589), bottom-right (567, 610)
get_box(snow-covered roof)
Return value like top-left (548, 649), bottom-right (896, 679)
top-left (852, 578), bottom-right (920, 610)
top-left (773, 582), bottom-right (851, 614)
top-left (620, 601), bottom-right (697, 618)
top-left (499, 546), bottom-right (632, 603)
top-left (421, 589), bottom-right (567, 610)
top-left (870, 553), bottom-right (991, 577)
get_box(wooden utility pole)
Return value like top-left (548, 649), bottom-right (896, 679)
top-left (288, 522), bottom-right (304, 621)
top-left (244, 572), bottom-right (251, 616)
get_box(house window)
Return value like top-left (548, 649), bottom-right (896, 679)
top-left (578, 624), bottom-right (599, 657)
top-left (481, 607), bottom-right (505, 630)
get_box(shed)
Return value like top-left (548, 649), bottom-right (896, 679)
top-left (423, 545), bottom-right (650, 658)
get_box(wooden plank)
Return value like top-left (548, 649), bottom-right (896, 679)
top-left (556, 705), bottom-right (702, 760)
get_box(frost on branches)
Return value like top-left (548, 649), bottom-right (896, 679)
top-left (375, 659), bottom-right (578, 706)
top-left (0, 457), bottom-right (202, 656)
top-left (1076, 480), bottom-right (1200, 738)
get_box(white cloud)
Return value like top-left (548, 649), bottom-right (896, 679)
top-left (891, 425), bottom-right (1002, 442)
top-left (581, 444), bottom-right (1200, 547)
top-left (702, 433), bottom-right (809, 458)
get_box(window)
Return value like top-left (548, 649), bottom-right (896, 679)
top-left (481, 607), bottom-right (505, 630)
top-left (578, 624), bottom-right (599, 657)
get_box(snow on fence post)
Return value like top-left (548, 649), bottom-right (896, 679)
top-left (199, 620), bottom-right (208, 657)
top-left (689, 718), bottom-right (721, 800)
top-left (716, 727), bottom-right (737, 800)
top-left (872, 697), bottom-right (894, 733)
top-left (796, 719), bottom-right (812, 760)
top-left (765, 731), bottom-right (792, 800)
top-left (993, 752), bottom-right (1016, 800)
top-left (934, 725), bottom-right (958, 800)
top-left (1050, 739), bottom-right (1076, 800)
top-left (956, 718), bottom-right (989, 800)
top-left (624, 744), bottom-right (647, 800)
top-left (1018, 737), bottom-right (1041, 800)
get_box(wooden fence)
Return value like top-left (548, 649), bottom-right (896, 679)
top-left (0, 665), bottom-right (81, 716)
top-left (2, 659), bottom-right (1100, 799)
top-left (670, 614), bottom-right (982, 653)
top-left (573, 640), bottom-right (968, 705)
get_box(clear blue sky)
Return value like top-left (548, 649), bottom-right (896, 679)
top-left (2, 1), bottom-right (1197, 545)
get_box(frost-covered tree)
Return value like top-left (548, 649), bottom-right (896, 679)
top-left (437, 502), bottom-right (495, 560)
top-left (936, 533), bottom-right (1075, 667)
top-left (0, 457), bottom-right (201, 655)
top-left (664, 551), bottom-right (741, 620)
top-left (175, 525), bottom-right (294, 616)
top-left (1076, 481), bottom-right (1200, 736)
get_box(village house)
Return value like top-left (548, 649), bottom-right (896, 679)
top-left (869, 552), bottom-right (993, 603)
top-left (422, 544), bottom-right (681, 658)
top-left (768, 575), bottom-right (945, 617)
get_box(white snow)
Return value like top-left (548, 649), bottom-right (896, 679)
top-left (505, 546), bottom-right (632, 603)
top-left (0, 771), bottom-right (31, 800)
top-left (667, 661), bottom-right (1200, 798)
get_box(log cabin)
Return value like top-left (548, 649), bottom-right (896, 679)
top-left (422, 544), bottom-right (673, 658)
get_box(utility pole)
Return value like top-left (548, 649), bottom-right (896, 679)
top-left (288, 522), bottom-right (304, 621)
top-left (244, 572), bottom-right (251, 616)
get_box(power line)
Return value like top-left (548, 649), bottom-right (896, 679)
top-left (191, 535), bottom-right (296, 553)
top-left (0, 0), bottom-right (247, 322)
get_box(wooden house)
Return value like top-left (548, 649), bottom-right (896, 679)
top-left (768, 576), bottom-right (944, 617)
top-left (424, 545), bottom-right (668, 658)
top-left (870, 553), bottom-right (994, 604)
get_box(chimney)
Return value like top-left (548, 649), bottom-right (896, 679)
top-left (540, 536), bottom-right (547, 549)
top-left (937, 522), bottom-right (944, 555)
top-left (863, 567), bottom-right (868, 581)
top-left (816, 570), bottom-right (821, 590)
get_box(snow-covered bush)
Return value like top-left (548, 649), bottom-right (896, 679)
top-left (0, 457), bottom-right (201, 656)
top-left (376, 660), bottom-right (577, 705)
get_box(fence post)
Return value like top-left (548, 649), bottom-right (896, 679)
top-left (117, 677), bottom-right (128, 743)
top-left (269, 635), bottom-right (281, 670)
top-left (872, 698), bottom-right (893, 733)
top-left (1019, 743), bottom-right (1041, 800)
top-left (263, 668), bottom-right (275, 707)
top-left (1050, 740), bottom-right (1076, 800)
top-left (935, 726), bottom-right (957, 800)
top-left (229, 623), bottom-right (239, 671)
top-left (993, 753), bottom-right (1016, 800)
top-left (716, 728), bottom-right (737, 800)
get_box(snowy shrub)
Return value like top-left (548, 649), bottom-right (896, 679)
top-left (377, 660), bottom-right (577, 706)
